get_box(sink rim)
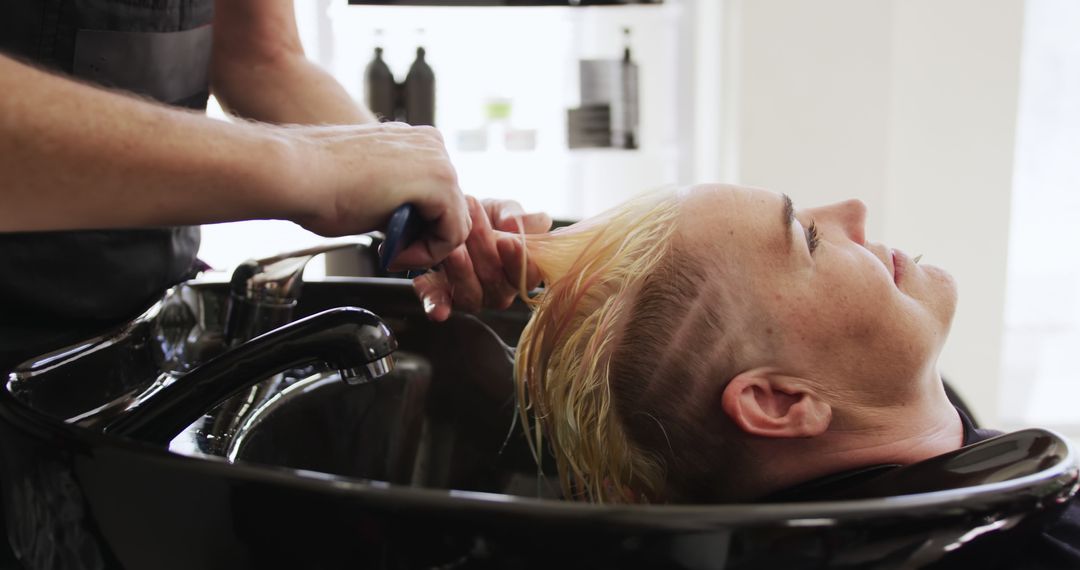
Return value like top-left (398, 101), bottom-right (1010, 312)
top-left (2, 383), bottom-right (1076, 533)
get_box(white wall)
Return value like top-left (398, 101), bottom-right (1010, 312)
top-left (727, 0), bottom-right (1025, 426)
top-left (735, 0), bottom-right (892, 232)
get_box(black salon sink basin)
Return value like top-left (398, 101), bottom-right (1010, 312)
top-left (198, 279), bottom-right (548, 497)
top-left (1, 277), bottom-right (1077, 570)
top-left (203, 288), bottom-right (551, 497)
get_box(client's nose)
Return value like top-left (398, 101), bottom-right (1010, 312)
top-left (814, 199), bottom-right (867, 245)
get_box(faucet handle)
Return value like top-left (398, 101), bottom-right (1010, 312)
top-left (225, 239), bottom-right (374, 345)
top-left (234, 240), bottom-right (374, 303)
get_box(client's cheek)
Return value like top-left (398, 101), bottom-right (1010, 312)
top-left (921, 266), bottom-right (959, 314)
top-left (774, 308), bottom-right (846, 353)
top-left (894, 264), bottom-right (957, 335)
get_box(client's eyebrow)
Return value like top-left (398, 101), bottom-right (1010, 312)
top-left (781, 193), bottom-right (795, 252)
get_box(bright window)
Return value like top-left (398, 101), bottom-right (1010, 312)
top-left (1001, 0), bottom-right (1080, 430)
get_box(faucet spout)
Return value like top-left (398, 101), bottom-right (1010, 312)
top-left (105, 307), bottom-right (397, 445)
top-left (340, 355), bottom-right (395, 386)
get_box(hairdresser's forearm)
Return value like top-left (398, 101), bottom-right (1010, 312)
top-left (0, 54), bottom-right (303, 232)
top-left (212, 52), bottom-right (376, 125)
top-left (209, 0), bottom-right (377, 125)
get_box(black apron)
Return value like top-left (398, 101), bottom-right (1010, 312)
top-left (0, 0), bottom-right (214, 370)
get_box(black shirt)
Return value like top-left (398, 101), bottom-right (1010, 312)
top-left (0, 0), bottom-right (214, 369)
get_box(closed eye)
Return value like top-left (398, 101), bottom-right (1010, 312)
top-left (805, 220), bottom-right (821, 254)
top-left (782, 194), bottom-right (820, 257)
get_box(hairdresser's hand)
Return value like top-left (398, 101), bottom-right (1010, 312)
top-left (285, 122), bottom-right (469, 268)
top-left (413, 196), bottom-right (551, 322)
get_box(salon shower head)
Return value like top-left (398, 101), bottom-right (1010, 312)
top-left (380, 204), bottom-right (424, 272)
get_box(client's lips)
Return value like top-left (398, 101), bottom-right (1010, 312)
top-left (892, 249), bottom-right (906, 286)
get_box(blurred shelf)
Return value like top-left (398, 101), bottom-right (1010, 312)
top-left (347, 1), bottom-right (661, 6)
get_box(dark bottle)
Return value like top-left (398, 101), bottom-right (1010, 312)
top-left (404, 46), bottom-right (436, 126)
top-left (364, 46), bottom-right (397, 122)
top-left (620, 27), bottom-right (640, 150)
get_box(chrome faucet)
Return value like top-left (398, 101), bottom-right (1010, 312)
top-left (224, 240), bottom-right (372, 345)
top-left (106, 306), bottom-right (398, 445)
top-left (174, 239), bottom-right (384, 456)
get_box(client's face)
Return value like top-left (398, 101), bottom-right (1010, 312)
top-left (679, 184), bottom-right (957, 406)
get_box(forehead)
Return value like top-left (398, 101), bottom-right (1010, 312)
top-left (676, 184), bottom-right (786, 260)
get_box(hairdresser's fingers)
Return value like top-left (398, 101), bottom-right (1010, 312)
top-left (441, 244), bottom-right (484, 313)
top-left (466, 197), bottom-right (519, 309)
top-left (482, 198), bottom-right (553, 235)
top-left (497, 235), bottom-right (543, 292)
top-left (482, 198), bottom-right (548, 299)
top-left (412, 270), bottom-right (452, 322)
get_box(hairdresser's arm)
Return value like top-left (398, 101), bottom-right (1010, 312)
top-left (210, 0), bottom-right (378, 125)
top-left (413, 196), bottom-right (551, 321)
top-left (0, 55), bottom-right (468, 266)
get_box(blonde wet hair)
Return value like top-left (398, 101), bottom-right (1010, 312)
top-left (515, 187), bottom-right (745, 504)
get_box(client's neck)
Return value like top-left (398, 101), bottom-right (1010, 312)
top-left (744, 377), bottom-right (964, 499)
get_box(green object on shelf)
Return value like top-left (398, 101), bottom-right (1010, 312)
top-left (486, 99), bottom-right (512, 121)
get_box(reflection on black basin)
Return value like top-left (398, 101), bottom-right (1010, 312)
top-left (218, 343), bottom-right (548, 498)
top-left (155, 279), bottom-right (555, 498)
top-left (225, 358), bottom-right (432, 486)
top-left (1, 278), bottom-right (1077, 569)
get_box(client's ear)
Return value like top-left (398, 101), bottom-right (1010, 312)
top-left (720, 369), bottom-right (832, 438)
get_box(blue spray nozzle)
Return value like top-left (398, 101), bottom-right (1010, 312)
top-left (380, 203), bottom-right (427, 274)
